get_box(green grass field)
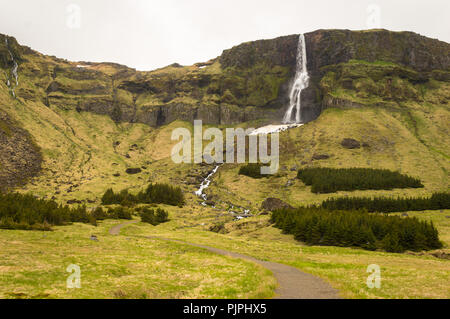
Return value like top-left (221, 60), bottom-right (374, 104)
top-left (1, 205), bottom-right (448, 299)
top-left (0, 219), bottom-right (275, 299)
top-left (120, 206), bottom-right (450, 299)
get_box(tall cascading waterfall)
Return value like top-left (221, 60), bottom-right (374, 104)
top-left (282, 34), bottom-right (309, 124)
top-left (4, 38), bottom-right (19, 98)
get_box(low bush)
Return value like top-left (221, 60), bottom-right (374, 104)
top-left (140, 207), bottom-right (169, 226)
top-left (101, 183), bottom-right (185, 207)
top-left (106, 206), bottom-right (132, 220)
top-left (0, 192), bottom-right (92, 230)
top-left (238, 163), bottom-right (266, 179)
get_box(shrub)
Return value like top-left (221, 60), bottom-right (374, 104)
top-left (297, 168), bottom-right (423, 193)
top-left (270, 207), bottom-right (442, 253)
top-left (0, 192), bottom-right (91, 230)
top-left (155, 208), bottom-right (169, 224)
top-left (141, 184), bottom-right (184, 206)
top-left (140, 207), bottom-right (169, 226)
top-left (238, 163), bottom-right (266, 179)
top-left (91, 207), bottom-right (107, 220)
top-left (101, 183), bottom-right (185, 207)
top-left (101, 188), bottom-right (116, 205)
top-left (140, 208), bottom-right (156, 225)
top-left (106, 206), bottom-right (132, 220)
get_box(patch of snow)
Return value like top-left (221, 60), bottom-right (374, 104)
top-left (248, 123), bottom-right (303, 136)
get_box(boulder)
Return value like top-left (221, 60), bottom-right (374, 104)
top-left (431, 251), bottom-right (450, 260)
top-left (67, 199), bottom-right (82, 204)
top-left (341, 138), bottom-right (361, 149)
top-left (260, 198), bottom-right (293, 211)
top-left (125, 168), bottom-right (141, 175)
top-left (312, 154), bottom-right (330, 160)
top-left (205, 200), bottom-right (216, 206)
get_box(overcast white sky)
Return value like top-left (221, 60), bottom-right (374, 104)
top-left (0, 0), bottom-right (448, 71)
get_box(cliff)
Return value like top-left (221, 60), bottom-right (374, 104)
top-left (1, 29), bottom-right (449, 128)
top-left (0, 29), bottom-right (448, 198)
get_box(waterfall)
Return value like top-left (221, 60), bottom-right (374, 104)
top-left (282, 34), bottom-right (309, 124)
top-left (4, 37), bottom-right (19, 98)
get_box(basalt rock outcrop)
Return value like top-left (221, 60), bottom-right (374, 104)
top-left (304, 30), bottom-right (450, 116)
top-left (305, 29), bottom-right (450, 75)
top-left (0, 30), bottom-right (449, 190)
top-left (1, 30), bottom-right (449, 129)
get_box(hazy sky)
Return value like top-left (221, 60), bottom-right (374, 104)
top-left (0, 0), bottom-right (448, 71)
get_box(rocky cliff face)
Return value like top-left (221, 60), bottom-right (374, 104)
top-left (303, 29), bottom-right (450, 118)
top-left (1, 30), bottom-right (449, 128)
top-left (0, 29), bottom-right (449, 191)
top-left (207, 29), bottom-right (450, 123)
top-left (305, 29), bottom-right (450, 75)
top-left (0, 110), bottom-right (42, 191)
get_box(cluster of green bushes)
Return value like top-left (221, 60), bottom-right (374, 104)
top-left (101, 183), bottom-right (184, 207)
top-left (139, 207), bottom-right (169, 226)
top-left (0, 191), bottom-right (175, 231)
top-left (320, 192), bottom-right (450, 213)
top-left (238, 163), bottom-right (266, 179)
top-left (271, 207), bottom-right (442, 253)
top-left (297, 168), bottom-right (423, 193)
top-left (91, 206), bottom-right (132, 220)
top-left (0, 193), bottom-right (93, 230)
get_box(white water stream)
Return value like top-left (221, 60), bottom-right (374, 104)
top-left (194, 165), bottom-right (221, 203)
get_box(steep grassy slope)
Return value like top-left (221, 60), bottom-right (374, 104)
top-left (206, 104), bottom-right (449, 212)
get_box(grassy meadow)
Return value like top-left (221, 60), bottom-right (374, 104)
top-left (120, 206), bottom-right (450, 299)
top-left (0, 218), bottom-right (275, 299)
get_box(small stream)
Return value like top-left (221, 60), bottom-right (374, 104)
top-left (193, 122), bottom-right (303, 218)
top-left (194, 165), bottom-right (220, 204)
